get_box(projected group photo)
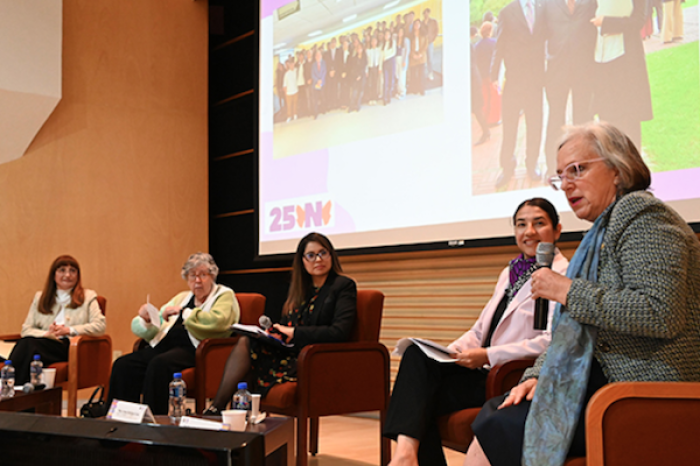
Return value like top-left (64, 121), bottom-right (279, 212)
top-left (470, 0), bottom-right (700, 196)
top-left (271, 0), bottom-right (445, 160)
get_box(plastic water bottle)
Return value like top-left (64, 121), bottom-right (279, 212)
top-left (233, 382), bottom-right (252, 419)
top-left (30, 354), bottom-right (43, 386)
top-left (168, 372), bottom-right (186, 422)
top-left (1, 360), bottom-right (16, 398)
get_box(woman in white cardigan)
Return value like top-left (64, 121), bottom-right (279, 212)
top-left (383, 198), bottom-right (569, 466)
top-left (8, 255), bottom-right (105, 384)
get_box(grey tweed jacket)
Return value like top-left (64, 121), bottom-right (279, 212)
top-left (525, 190), bottom-right (700, 382)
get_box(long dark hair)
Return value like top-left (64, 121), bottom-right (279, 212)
top-left (39, 255), bottom-right (85, 315)
top-left (283, 233), bottom-right (343, 315)
top-left (512, 198), bottom-right (560, 229)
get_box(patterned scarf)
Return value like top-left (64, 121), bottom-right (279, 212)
top-left (507, 254), bottom-right (538, 303)
top-left (522, 201), bottom-right (613, 466)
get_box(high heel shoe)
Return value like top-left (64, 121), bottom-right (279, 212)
top-left (474, 130), bottom-right (491, 146)
top-left (202, 405), bottom-right (222, 416)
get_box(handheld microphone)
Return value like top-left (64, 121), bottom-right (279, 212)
top-left (259, 315), bottom-right (273, 331)
top-left (534, 242), bottom-right (555, 330)
top-left (22, 383), bottom-right (46, 394)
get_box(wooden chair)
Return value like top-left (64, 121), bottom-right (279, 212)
top-left (439, 358), bottom-right (536, 451)
top-left (260, 289), bottom-right (391, 466)
top-left (131, 292), bottom-right (266, 414)
top-left (583, 381), bottom-right (700, 466)
top-left (0, 296), bottom-right (111, 417)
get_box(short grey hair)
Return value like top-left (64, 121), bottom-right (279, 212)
top-left (559, 121), bottom-right (651, 195)
top-left (181, 252), bottom-right (219, 281)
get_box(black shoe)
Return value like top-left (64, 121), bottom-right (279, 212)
top-left (496, 171), bottom-right (513, 189)
top-left (474, 130), bottom-right (490, 146)
top-left (202, 406), bottom-right (221, 416)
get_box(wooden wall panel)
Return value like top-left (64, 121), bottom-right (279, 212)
top-left (0, 0), bottom-right (209, 356)
top-left (341, 242), bottom-right (579, 382)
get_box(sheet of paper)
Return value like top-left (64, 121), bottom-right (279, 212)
top-left (145, 295), bottom-right (161, 328)
top-left (392, 337), bottom-right (458, 363)
top-left (179, 416), bottom-right (228, 431)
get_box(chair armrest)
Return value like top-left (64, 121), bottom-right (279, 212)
top-left (195, 336), bottom-right (242, 400)
top-left (65, 334), bottom-right (113, 389)
top-left (486, 358), bottom-right (536, 398)
top-left (586, 381), bottom-right (700, 466)
top-left (296, 341), bottom-right (390, 417)
top-left (0, 333), bottom-right (21, 342)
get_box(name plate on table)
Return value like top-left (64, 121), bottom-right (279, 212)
top-left (107, 400), bottom-right (156, 424)
top-left (179, 416), bottom-right (228, 431)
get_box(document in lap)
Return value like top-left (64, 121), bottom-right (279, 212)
top-left (393, 337), bottom-right (458, 363)
top-left (231, 323), bottom-right (295, 349)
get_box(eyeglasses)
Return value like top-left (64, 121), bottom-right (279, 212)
top-left (187, 272), bottom-right (210, 281)
top-left (303, 250), bottom-right (329, 262)
top-left (548, 158), bottom-right (605, 190)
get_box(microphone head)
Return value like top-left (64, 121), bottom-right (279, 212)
top-left (259, 315), bottom-right (272, 330)
top-left (535, 242), bottom-right (555, 267)
top-left (22, 383), bottom-right (34, 394)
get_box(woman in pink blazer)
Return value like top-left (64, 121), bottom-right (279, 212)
top-left (383, 198), bottom-right (569, 466)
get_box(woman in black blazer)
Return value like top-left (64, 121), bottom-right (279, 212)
top-left (203, 232), bottom-right (357, 414)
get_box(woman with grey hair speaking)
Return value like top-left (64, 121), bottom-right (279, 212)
top-left (464, 121), bottom-right (700, 466)
top-left (107, 253), bottom-right (240, 415)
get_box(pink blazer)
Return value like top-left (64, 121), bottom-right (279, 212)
top-left (447, 251), bottom-right (569, 367)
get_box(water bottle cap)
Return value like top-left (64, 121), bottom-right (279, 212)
top-left (33, 354), bottom-right (41, 360)
top-left (237, 382), bottom-right (248, 390)
top-left (4, 360), bottom-right (10, 365)
top-left (173, 373), bottom-right (182, 379)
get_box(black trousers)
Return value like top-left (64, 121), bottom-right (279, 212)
top-left (8, 337), bottom-right (70, 385)
top-left (499, 80), bottom-right (544, 175)
top-left (383, 345), bottom-right (488, 466)
top-left (107, 328), bottom-right (195, 415)
top-left (472, 358), bottom-right (608, 466)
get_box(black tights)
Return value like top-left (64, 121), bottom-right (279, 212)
top-left (210, 336), bottom-right (252, 410)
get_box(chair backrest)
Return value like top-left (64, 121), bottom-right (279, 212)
top-left (96, 296), bottom-right (107, 315)
top-left (350, 289), bottom-right (385, 342)
top-left (235, 292), bottom-right (266, 325)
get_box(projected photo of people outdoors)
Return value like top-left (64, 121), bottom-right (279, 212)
top-left (470, 0), bottom-right (700, 196)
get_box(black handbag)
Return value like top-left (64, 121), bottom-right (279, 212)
top-left (80, 385), bottom-right (108, 418)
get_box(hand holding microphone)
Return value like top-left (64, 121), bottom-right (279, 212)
top-left (533, 242), bottom-right (555, 330)
top-left (259, 316), bottom-right (291, 343)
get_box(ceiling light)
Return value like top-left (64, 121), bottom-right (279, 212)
top-left (384, 0), bottom-right (400, 9)
top-left (343, 14), bottom-right (357, 23)
top-left (308, 30), bottom-right (323, 37)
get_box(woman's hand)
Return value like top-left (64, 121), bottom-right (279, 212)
top-left (47, 322), bottom-right (71, 338)
top-left (138, 304), bottom-right (151, 323)
top-left (453, 348), bottom-right (489, 369)
top-left (591, 16), bottom-right (604, 27)
top-left (162, 306), bottom-right (182, 320)
top-left (269, 324), bottom-right (294, 342)
top-left (499, 378), bottom-right (538, 409)
top-left (531, 268), bottom-right (572, 305)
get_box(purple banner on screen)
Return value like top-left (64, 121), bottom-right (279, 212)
top-left (260, 132), bottom-right (329, 200)
top-left (651, 167), bottom-right (700, 202)
top-left (261, 0), bottom-right (296, 19)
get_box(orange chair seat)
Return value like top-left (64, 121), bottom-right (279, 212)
top-left (262, 382), bottom-right (298, 410)
top-left (438, 407), bottom-right (480, 452)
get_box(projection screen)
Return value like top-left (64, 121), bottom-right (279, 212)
top-left (259, 0), bottom-right (700, 255)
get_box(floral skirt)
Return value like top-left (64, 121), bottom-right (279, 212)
top-left (249, 338), bottom-right (299, 396)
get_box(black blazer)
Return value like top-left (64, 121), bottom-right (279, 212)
top-left (292, 273), bottom-right (357, 349)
